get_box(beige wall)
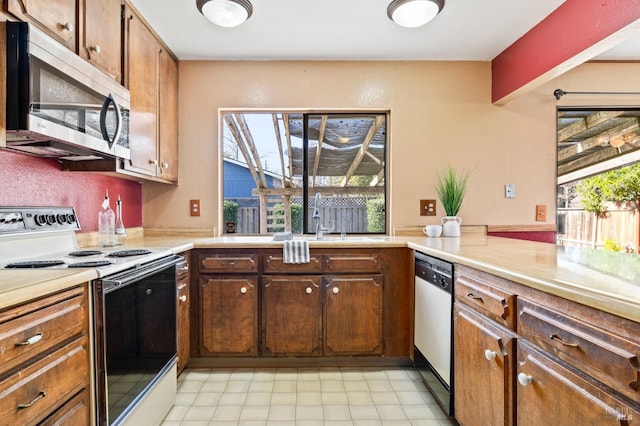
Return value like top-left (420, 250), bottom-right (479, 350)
top-left (142, 60), bottom-right (638, 234)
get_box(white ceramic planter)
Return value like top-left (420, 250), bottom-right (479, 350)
top-left (441, 216), bottom-right (461, 237)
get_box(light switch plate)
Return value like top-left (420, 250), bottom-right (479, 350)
top-left (420, 199), bottom-right (436, 216)
top-left (536, 204), bottom-right (547, 222)
top-left (505, 184), bottom-right (516, 199)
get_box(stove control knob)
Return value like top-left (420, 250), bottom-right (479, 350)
top-left (35, 214), bottom-right (47, 226)
top-left (57, 214), bottom-right (67, 224)
top-left (46, 214), bottom-right (56, 225)
top-left (67, 213), bottom-right (76, 224)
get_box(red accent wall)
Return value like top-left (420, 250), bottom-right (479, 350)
top-left (0, 151), bottom-right (142, 231)
top-left (492, 0), bottom-right (640, 103)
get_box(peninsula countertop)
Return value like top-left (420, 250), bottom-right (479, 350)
top-left (1, 234), bottom-right (638, 323)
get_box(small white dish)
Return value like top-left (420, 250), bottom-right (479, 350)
top-left (423, 225), bottom-right (443, 237)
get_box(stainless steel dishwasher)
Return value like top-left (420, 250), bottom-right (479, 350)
top-left (414, 251), bottom-right (454, 416)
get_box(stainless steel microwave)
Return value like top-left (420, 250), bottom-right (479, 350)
top-left (2, 21), bottom-right (130, 161)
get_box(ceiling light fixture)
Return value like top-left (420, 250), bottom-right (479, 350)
top-left (196, 0), bottom-right (253, 28)
top-left (610, 136), bottom-right (625, 148)
top-left (387, 0), bottom-right (444, 28)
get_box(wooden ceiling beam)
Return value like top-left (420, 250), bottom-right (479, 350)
top-left (311, 115), bottom-right (327, 187)
top-left (557, 118), bottom-right (639, 162)
top-left (558, 111), bottom-right (626, 143)
top-left (283, 113), bottom-right (295, 187)
top-left (558, 141), bottom-right (639, 176)
top-left (340, 116), bottom-right (385, 187)
top-left (271, 113), bottom-right (290, 187)
top-left (234, 113), bottom-right (268, 187)
top-left (223, 115), bottom-right (261, 188)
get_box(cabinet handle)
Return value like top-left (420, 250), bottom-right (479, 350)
top-left (332, 287), bottom-right (339, 294)
top-left (15, 333), bottom-right (43, 346)
top-left (550, 333), bottom-right (579, 347)
top-left (161, 162), bottom-right (169, 169)
top-left (467, 293), bottom-right (483, 301)
top-left (518, 372), bottom-right (533, 386)
top-left (240, 286), bottom-right (247, 294)
top-left (178, 265), bottom-right (189, 273)
top-left (305, 287), bottom-right (313, 294)
top-left (149, 159), bottom-right (159, 165)
top-left (62, 22), bottom-right (74, 32)
top-left (484, 349), bottom-right (497, 361)
top-left (91, 44), bottom-right (101, 54)
top-left (179, 295), bottom-right (187, 302)
top-left (17, 390), bottom-right (46, 410)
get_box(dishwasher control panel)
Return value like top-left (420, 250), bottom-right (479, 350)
top-left (415, 251), bottom-right (453, 293)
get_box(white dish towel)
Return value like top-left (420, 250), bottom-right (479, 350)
top-left (283, 240), bottom-right (310, 264)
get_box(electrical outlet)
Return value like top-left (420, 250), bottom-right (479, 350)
top-left (420, 199), bottom-right (436, 216)
top-left (190, 199), bottom-right (201, 216)
top-left (536, 204), bottom-right (547, 222)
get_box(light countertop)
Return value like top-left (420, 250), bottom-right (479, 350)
top-left (1, 234), bottom-right (638, 323)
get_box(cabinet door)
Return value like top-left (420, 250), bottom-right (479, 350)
top-left (262, 275), bottom-right (321, 356)
top-left (517, 340), bottom-right (638, 426)
top-left (324, 275), bottom-right (383, 355)
top-left (454, 303), bottom-right (515, 426)
top-left (6, 0), bottom-right (76, 50)
top-left (199, 276), bottom-right (258, 355)
top-left (123, 5), bottom-right (159, 176)
top-left (80, 0), bottom-right (121, 81)
top-left (158, 47), bottom-right (179, 182)
top-left (177, 279), bottom-right (190, 374)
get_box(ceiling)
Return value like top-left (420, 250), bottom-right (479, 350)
top-left (128, 0), bottom-right (564, 61)
top-left (130, 0), bottom-right (639, 61)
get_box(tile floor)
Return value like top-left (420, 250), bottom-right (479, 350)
top-left (162, 367), bottom-right (458, 425)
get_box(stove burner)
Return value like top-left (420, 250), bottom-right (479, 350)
top-left (68, 250), bottom-right (103, 257)
top-left (106, 249), bottom-right (152, 258)
top-left (5, 260), bottom-right (66, 268)
top-left (68, 261), bottom-right (113, 268)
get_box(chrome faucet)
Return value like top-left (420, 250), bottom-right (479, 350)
top-left (313, 192), bottom-right (333, 240)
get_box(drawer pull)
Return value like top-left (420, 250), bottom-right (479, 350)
top-left (550, 333), bottom-right (579, 347)
top-left (518, 373), bottom-right (533, 386)
top-left (240, 286), bottom-right (247, 294)
top-left (222, 261), bottom-right (236, 266)
top-left (484, 349), bottom-right (497, 361)
top-left (178, 265), bottom-right (189, 273)
top-left (15, 333), bottom-right (43, 346)
top-left (17, 390), bottom-right (46, 410)
top-left (467, 293), bottom-right (483, 301)
top-left (306, 287), bottom-right (313, 294)
top-left (332, 287), bottom-right (340, 294)
top-left (179, 295), bottom-right (187, 302)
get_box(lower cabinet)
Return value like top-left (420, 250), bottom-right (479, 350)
top-left (454, 303), bottom-right (515, 426)
top-left (261, 275), bottom-right (321, 356)
top-left (324, 275), bottom-right (383, 355)
top-left (517, 340), bottom-right (638, 425)
top-left (176, 252), bottom-right (191, 374)
top-left (199, 276), bottom-right (258, 356)
top-left (0, 285), bottom-right (90, 425)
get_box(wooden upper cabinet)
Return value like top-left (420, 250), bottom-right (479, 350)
top-left (123, 4), bottom-right (159, 177)
top-left (6, 0), bottom-right (77, 50)
top-left (158, 47), bottom-right (179, 182)
top-left (80, 0), bottom-right (122, 82)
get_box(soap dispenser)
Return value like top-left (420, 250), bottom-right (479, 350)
top-left (98, 190), bottom-right (116, 247)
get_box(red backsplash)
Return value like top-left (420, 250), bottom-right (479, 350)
top-left (0, 151), bottom-right (142, 231)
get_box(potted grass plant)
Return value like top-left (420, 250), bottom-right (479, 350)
top-left (435, 165), bottom-right (470, 237)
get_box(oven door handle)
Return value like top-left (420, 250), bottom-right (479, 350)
top-left (101, 256), bottom-right (184, 292)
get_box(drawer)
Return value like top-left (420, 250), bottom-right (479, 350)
top-left (455, 273), bottom-right (515, 329)
top-left (518, 298), bottom-right (640, 401)
top-left (262, 254), bottom-right (323, 274)
top-left (323, 254), bottom-right (382, 273)
top-left (40, 389), bottom-right (89, 426)
top-left (0, 286), bottom-right (87, 376)
top-left (199, 254), bottom-right (258, 273)
top-left (0, 336), bottom-right (89, 425)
